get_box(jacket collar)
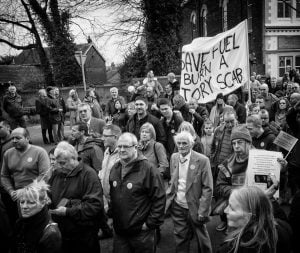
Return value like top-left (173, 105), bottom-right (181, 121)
top-left (173, 150), bottom-right (198, 192)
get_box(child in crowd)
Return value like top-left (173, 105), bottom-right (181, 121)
top-left (201, 120), bottom-right (214, 158)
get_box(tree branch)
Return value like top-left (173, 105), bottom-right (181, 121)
top-left (0, 18), bottom-right (32, 32)
top-left (0, 38), bottom-right (36, 50)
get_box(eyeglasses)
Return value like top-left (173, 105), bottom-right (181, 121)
top-left (117, 145), bottom-right (135, 149)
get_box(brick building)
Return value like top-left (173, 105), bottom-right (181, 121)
top-left (180, 0), bottom-right (300, 78)
top-left (15, 42), bottom-right (107, 85)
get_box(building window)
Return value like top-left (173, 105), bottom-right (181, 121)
top-left (297, 0), bottom-right (300, 18)
top-left (278, 0), bottom-right (291, 18)
top-left (296, 56), bottom-right (300, 72)
top-left (221, 0), bottom-right (228, 31)
top-left (279, 56), bottom-right (293, 76)
top-left (190, 11), bottom-right (197, 39)
top-left (200, 4), bottom-right (207, 37)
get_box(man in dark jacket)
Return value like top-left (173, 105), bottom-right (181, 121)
top-left (49, 141), bottom-right (104, 253)
top-left (246, 115), bottom-right (277, 151)
top-left (158, 98), bottom-right (183, 157)
top-left (36, 89), bottom-right (53, 144)
top-left (187, 98), bottom-right (208, 136)
top-left (109, 133), bottom-right (166, 253)
top-left (3, 85), bottom-right (26, 129)
top-left (69, 122), bottom-right (104, 172)
top-left (227, 94), bottom-right (246, 123)
top-left (126, 97), bottom-right (166, 145)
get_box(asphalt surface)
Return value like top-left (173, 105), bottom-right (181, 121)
top-left (28, 124), bottom-right (228, 253)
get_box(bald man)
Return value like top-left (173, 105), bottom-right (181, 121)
top-left (3, 86), bottom-right (26, 129)
top-left (259, 83), bottom-right (278, 112)
top-left (1, 128), bottom-right (50, 202)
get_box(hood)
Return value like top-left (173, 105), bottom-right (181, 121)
top-left (56, 161), bottom-right (83, 178)
top-left (81, 137), bottom-right (104, 151)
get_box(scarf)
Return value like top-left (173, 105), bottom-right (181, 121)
top-left (14, 206), bottom-right (50, 253)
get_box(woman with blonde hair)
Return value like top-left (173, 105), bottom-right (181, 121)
top-left (14, 180), bottom-right (62, 253)
top-left (218, 186), bottom-right (291, 253)
top-left (178, 121), bottom-right (203, 154)
top-left (138, 122), bottom-right (169, 178)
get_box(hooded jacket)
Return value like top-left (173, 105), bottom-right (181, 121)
top-left (109, 153), bottom-right (166, 236)
top-left (49, 162), bottom-right (104, 239)
top-left (78, 137), bottom-right (104, 172)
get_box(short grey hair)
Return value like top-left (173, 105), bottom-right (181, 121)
top-left (54, 141), bottom-right (78, 160)
top-left (78, 102), bottom-right (91, 111)
top-left (110, 87), bottom-right (118, 93)
top-left (174, 131), bottom-right (195, 146)
top-left (118, 132), bottom-right (138, 146)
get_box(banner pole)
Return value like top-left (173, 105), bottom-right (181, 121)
top-left (244, 19), bottom-right (251, 105)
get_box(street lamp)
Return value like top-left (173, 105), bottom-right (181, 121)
top-left (75, 50), bottom-right (87, 91)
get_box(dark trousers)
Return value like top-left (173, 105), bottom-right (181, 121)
top-left (171, 201), bottom-right (212, 253)
top-left (62, 229), bottom-right (100, 253)
top-left (113, 229), bottom-right (156, 253)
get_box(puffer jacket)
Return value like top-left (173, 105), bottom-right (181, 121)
top-left (109, 154), bottom-right (166, 236)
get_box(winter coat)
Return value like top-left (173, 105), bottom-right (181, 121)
top-left (49, 162), bottom-right (104, 239)
top-left (126, 113), bottom-right (166, 145)
top-left (252, 128), bottom-right (277, 151)
top-left (160, 112), bottom-right (184, 157)
top-left (78, 137), bottom-right (104, 172)
top-left (3, 93), bottom-right (23, 118)
top-left (234, 102), bottom-right (247, 124)
top-left (47, 97), bottom-right (61, 124)
top-left (109, 154), bottom-right (166, 236)
top-left (13, 206), bottom-right (61, 253)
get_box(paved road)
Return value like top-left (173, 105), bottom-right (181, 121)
top-left (28, 125), bottom-right (226, 253)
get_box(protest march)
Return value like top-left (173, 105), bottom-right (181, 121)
top-left (1, 13), bottom-right (300, 253)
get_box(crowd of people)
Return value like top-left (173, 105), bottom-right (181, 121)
top-left (0, 69), bottom-right (300, 253)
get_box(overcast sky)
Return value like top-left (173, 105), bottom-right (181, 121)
top-left (0, 7), bottom-right (135, 66)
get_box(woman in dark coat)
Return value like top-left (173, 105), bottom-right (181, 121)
top-left (112, 98), bottom-right (128, 132)
top-left (13, 180), bottom-right (62, 253)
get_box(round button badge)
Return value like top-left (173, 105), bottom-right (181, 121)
top-left (113, 181), bottom-right (117, 187)
top-left (127, 183), bottom-right (133, 189)
top-left (27, 157), bottom-right (33, 163)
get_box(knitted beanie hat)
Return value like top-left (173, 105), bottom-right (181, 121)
top-left (231, 125), bottom-right (252, 143)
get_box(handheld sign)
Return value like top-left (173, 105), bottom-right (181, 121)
top-left (246, 149), bottom-right (283, 199)
top-left (274, 130), bottom-right (298, 159)
top-left (180, 20), bottom-right (250, 103)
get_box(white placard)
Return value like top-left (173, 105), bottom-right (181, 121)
top-left (274, 130), bottom-right (298, 152)
top-left (180, 20), bottom-right (249, 103)
top-left (246, 149), bottom-right (283, 199)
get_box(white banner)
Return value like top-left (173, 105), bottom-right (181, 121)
top-left (180, 20), bottom-right (250, 103)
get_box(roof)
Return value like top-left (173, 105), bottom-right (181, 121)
top-left (0, 65), bottom-right (45, 86)
top-left (14, 43), bottom-right (105, 65)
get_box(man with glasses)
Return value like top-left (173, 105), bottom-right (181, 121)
top-left (126, 97), bottom-right (166, 145)
top-left (166, 131), bottom-right (213, 253)
top-left (210, 108), bottom-right (237, 231)
top-left (78, 102), bottom-right (105, 136)
top-left (109, 133), bottom-right (166, 253)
